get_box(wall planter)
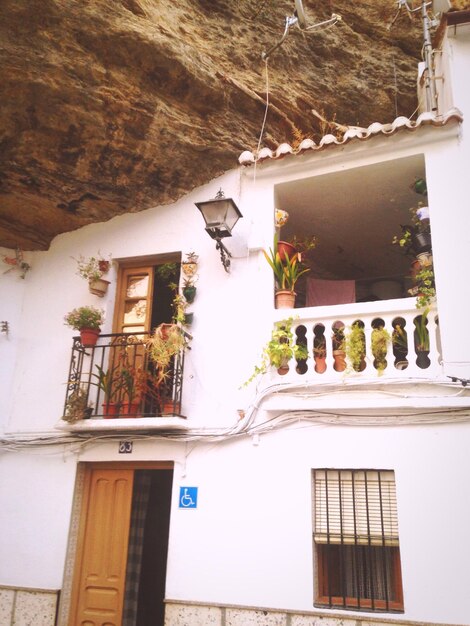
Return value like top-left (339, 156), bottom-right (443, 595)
top-left (181, 252), bottom-right (199, 278)
top-left (89, 278), bottom-right (110, 297)
top-left (182, 283), bottom-right (197, 303)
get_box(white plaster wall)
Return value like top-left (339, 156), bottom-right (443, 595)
top-left (0, 247), bottom-right (30, 433)
top-left (161, 421), bottom-right (470, 625)
top-left (0, 451), bottom-right (77, 588)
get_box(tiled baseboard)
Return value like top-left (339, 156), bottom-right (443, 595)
top-left (0, 586), bottom-right (59, 626)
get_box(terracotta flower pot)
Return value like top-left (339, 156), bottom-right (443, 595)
top-left (121, 401), bottom-right (140, 417)
top-left (275, 290), bottom-right (296, 309)
top-left (333, 349), bottom-right (347, 372)
top-left (314, 355), bottom-right (327, 373)
top-left (79, 328), bottom-right (100, 348)
top-left (102, 402), bottom-right (120, 418)
top-left (277, 240), bottom-right (296, 260)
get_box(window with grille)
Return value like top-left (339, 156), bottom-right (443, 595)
top-left (313, 469), bottom-right (404, 612)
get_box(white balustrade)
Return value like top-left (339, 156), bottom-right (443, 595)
top-left (269, 299), bottom-right (442, 384)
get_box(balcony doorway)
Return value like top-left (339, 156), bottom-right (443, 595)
top-left (274, 154), bottom-right (428, 308)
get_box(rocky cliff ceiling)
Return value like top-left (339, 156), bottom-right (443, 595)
top-left (0, 0), bottom-right (466, 250)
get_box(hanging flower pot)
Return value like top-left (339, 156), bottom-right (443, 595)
top-left (277, 241), bottom-right (296, 260)
top-left (182, 283), bottom-right (197, 303)
top-left (275, 209), bottom-right (289, 228)
top-left (275, 290), bottom-right (296, 309)
top-left (411, 231), bottom-right (432, 253)
top-left (181, 252), bottom-right (199, 278)
top-left (88, 278), bottom-right (110, 297)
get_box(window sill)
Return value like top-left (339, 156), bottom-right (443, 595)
top-left (315, 596), bottom-right (404, 613)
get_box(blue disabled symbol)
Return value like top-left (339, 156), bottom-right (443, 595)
top-left (179, 486), bottom-right (198, 509)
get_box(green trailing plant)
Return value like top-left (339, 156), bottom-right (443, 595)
top-left (263, 234), bottom-right (310, 292)
top-left (415, 266), bottom-right (435, 309)
top-left (155, 262), bottom-right (179, 281)
top-left (64, 306), bottom-right (104, 330)
top-left (147, 324), bottom-right (189, 384)
top-left (345, 322), bottom-right (366, 372)
top-left (243, 318), bottom-right (308, 386)
top-left (371, 325), bottom-right (392, 373)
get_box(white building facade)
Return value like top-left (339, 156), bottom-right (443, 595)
top-left (1, 11), bottom-right (469, 626)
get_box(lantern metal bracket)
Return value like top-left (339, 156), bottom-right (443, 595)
top-left (215, 239), bottom-right (232, 273)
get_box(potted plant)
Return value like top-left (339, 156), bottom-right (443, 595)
top-left (345, 322), bottom-right (366, 372)
top-left (414, 266), bottom-right (436, 309)
top-left (392, 202), bottom-right (432, 256)
top-left (332, 323), bottom-right (346, 372)
top-left (313, 337), bottom-right (327, 373)
top-left (63, 386), bottom-right (93, 422)
top-left (264, 234), bottom-right (310, 309)
top-left (75, 253), bottom-right (111, 297)
top-left (243, 318), bottom-right (308, 386)
top-left (147, 323), bottom-right (188, 385)
top-left (64, 306), bottom-right (104, 347)
top-left (275, 209), bottom-right (289, 229)
top-left (118, 366), bottom-right (147, 416)
top-left (371, 324), bottom-right (391, 374)
top-left (92, 364), bottom-right (120, 417)
top-left (181, 252), bottom-right (199, 278)
top-left (182, 278), bottom-right (197, 304)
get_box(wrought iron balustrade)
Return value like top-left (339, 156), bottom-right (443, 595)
top-left (64, 331), bottom-right (188, 420)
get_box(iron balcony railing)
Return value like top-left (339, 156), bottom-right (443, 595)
top-left (64, 331), bottom-right (189, 420)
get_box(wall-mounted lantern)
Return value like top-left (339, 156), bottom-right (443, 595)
top-left (195, 189), bottom-right (243, 273)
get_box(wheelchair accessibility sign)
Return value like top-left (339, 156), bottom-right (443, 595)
top-left (179, 486), bottom-right (198, 509)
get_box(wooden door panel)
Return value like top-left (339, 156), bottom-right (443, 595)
top-left (71, 468), bottom-right (134, 626)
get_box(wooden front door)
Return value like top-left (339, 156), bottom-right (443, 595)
top-left (70, 467), bottom-right (134, 626)
top-left (69, 463), bottom-right (174, 626)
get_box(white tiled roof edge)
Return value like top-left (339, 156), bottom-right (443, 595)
top-left (238, 107), bottom-right (464, 165)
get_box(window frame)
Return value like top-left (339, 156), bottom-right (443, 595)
top-left (313, 468), bottom-right (404, 613)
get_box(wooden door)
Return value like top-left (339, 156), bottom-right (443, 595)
top-left (69, 467), bottom-right (134, 626)
top-left (113, 266), bottom-right (155, 335)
